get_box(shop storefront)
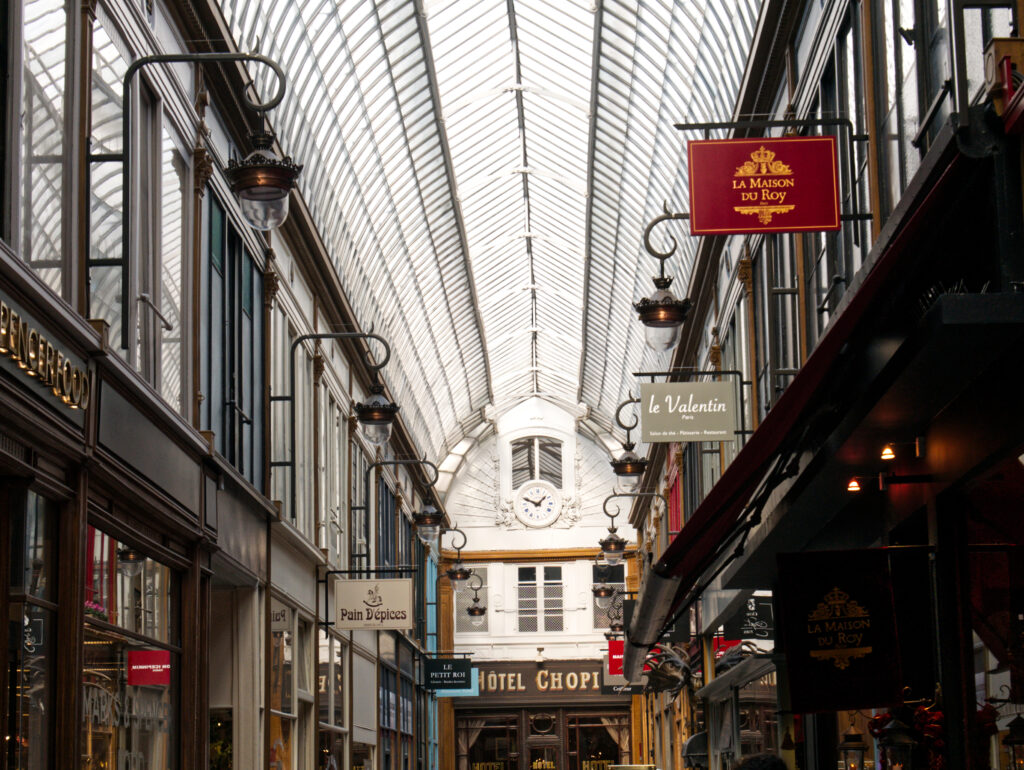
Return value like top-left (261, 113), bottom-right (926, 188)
top-left (1, 271), bottom-right (211, 770)
top-left (454, 661), bottom-right (631, 770)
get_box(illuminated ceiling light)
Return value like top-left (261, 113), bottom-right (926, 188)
top-left (880, 444), bottom-right (896, 461)
top-left (847, 478), bottom-right (861, 493)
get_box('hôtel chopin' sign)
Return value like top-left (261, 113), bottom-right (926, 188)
top-left (0, 295), bottom-right (91, 410)
top-left (688, 136), bottom-right (841, 235)
top-left (467, 661), bottom-right (628, 704)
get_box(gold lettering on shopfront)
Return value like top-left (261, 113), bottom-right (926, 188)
top-left (480, 667), bottom-right (601, 694)
top-left (0, 300), bottom-right (90, 409)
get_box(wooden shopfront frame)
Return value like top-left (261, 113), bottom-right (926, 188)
top-left (453, 661), bottom-right (632, 770)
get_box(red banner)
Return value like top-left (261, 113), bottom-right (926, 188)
top-left (608, 639), bottom-right (624, 676)
top-left (688, 136), bottom-right (841, 235)
top-left (127, 649), bottom-right (171, 686)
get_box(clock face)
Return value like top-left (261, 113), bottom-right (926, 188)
top-left (514, 481), bottom-right (561, 528)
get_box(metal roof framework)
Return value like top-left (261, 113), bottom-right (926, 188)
top-left (218, 0), bottom-right (761, 467)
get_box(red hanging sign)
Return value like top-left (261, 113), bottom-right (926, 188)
top-left (127, 649), bottom-right (171, 686)
top-left (688, 136), bottom-right (841, 235)
top-left (608, 639), bottom-right (624, 676)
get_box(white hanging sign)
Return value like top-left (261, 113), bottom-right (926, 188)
top-left (641, 381), bottom-right (738, 442)
top-left (335, 579), bottom-right (413, 630)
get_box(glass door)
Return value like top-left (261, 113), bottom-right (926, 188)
top-left (528, 744), bottom-right (559, 770)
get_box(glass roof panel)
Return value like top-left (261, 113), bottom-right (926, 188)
top-left (216, 0), bottom-right (762, 463)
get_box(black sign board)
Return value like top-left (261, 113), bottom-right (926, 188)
top-left (623, 599), bottom-right (690, 643)
top-left (600, 657), bottom-right (645, 695)
top-left (777, 549), bottom-right (902, 712)
top-left (723, 597), bottom-right (774, 641)
top-left (424, 659), bottom-right (472, 690)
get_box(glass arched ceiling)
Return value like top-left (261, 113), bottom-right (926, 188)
top-left (219, 0), bottom-right (761, 463)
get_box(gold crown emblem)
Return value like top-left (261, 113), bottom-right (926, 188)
top-left (735, 146), bottom-right (793, 177)
top-left (824, 586), bottom-right (849, 606)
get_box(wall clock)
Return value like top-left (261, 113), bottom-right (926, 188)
top-left (514, 480), bottom-right (562, 528)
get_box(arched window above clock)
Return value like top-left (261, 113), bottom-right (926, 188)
top-left (511, 436), bottom-right (562, 489)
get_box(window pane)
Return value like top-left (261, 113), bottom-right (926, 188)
top-left (9, 603), bottom-right (54, 770)
top-left (537, 439), bottom-right (562, 487)
top-left (333, 641), bottom-right (344, 725)
top-left (318, 632), bottom-right (330, 724)
top-left (270, 600), bottom-right (294, 714)
top-left (269, 714), bottom-right (294, 770)
top-left (22, 0), bottom-right (66, 293)
top-left (84, 527), bottom-right (178, 644)
top-left (9, 490), bottom-right (57, 602)
top-left (511, 439), bottom-right (531, 489)
top-left (159, 133), bottom-right (186, 412)
top-left (81, 626), bottom-right (178, 770)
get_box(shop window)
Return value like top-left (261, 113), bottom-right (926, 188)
top-left (353, 743), bottom-right (374, 770)
top-left (567, 714), bottom-right (629, 770)
top-left (210, 709), bottom-right (232, 770)
top-left (456, 566), bottom-right (488, 633)
top-left (737, 671), bottom-right (779, 757)
top-left (518, 566), bottom-right (563, 633)
top-left (201, 193), bottom-right (264, 486)
top-left (81, 526), bottom-right (181, 770)
top-left (6, 490), bottom-right (58, 770)
top-left (269, 600), bottom-right (313, 770)
top-left (591, 564), bottom-right (624, 629)
top-left (317, 630), bottom-right (346, 729)
top-left (511, 437), bottom-right (562, 489)
top-left (83, 526), bottom-right (178, 643)
top-left (458, 715), bottom-right (518, 770)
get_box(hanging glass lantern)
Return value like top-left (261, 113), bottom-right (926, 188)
top-left (879, 717), bottom-right (917, 770)
top-left (592, 582), bottom-right (616, 609)
top-left (837, 716), bottom-right (868, 770)
top-left (225, 130), bottom-right (302, 231)
top-left (634, 278), bottom-right (691, 352)
top-left (354, 383), bottom-right (400, 447)
top-left (413, 503), bottom-right (444, 546)
top-left (599, 529), bottom-right (627, 566)
top-left (1004, 714), bottom-right (1024, 768)
top-left (610, 443), bottom-right (648, 494)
